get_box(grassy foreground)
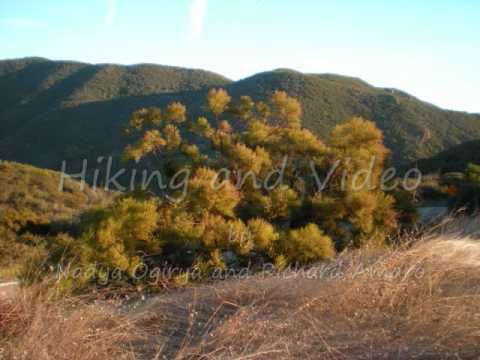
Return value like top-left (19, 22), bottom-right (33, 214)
top-left (1, 219), bottom-right (480, 359)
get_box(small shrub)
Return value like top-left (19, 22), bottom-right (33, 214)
top-left (281, 224), bottom-right (335, 264)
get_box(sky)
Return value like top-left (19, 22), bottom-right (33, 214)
top-left (0, 0), bottom-right (479, 113)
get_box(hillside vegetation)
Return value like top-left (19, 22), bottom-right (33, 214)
top-left (1, 58), bottom-right (479, 172)
top-left (0, 160), bottom-right (113, 278)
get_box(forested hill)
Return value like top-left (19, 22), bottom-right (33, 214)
top-left (1, 57), bottom-right (479, 172)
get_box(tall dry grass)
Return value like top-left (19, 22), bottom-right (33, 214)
top-left (136, 219), bottom-right (480, 359)
top-left (0, 289), bottom-right (144, 359)
top-left (2, 218), bottom-right (480, 359)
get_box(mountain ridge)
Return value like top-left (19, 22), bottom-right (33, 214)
top-left (1, 57), bottom-right (479, 173)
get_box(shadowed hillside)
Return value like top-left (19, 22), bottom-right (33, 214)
top-left (1, 58), bottom-right (479, 172)
top-left (0, 57), bottom-right (231, 141)
top-left (417, 139), bottom-right (480, 174)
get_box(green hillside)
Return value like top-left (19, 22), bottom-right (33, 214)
top-left (0, 57), bottom-right (231, 141)
top-left (0, 58), bottom-right (479, 172)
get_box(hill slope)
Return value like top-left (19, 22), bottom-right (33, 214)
top-left (0, 160), bottom-right (113, 275)
top-left (0, 58), bottom-right (479, 171)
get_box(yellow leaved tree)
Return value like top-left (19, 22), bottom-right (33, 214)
top-left (67, 88), bottom-right (399, 286)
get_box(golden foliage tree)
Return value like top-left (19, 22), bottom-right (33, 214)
top-left (207, 88), bottom-right (231, 119)
top-left (118, 89), bottom-right (398, 274)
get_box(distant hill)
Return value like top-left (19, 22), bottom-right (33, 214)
top-left (0, 57), bottom-right (479, 172)
top-left (0, 57), bottom-right (230, 141)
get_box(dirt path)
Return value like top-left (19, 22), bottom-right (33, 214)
top-left (0, 281), bottom-right (19, 299)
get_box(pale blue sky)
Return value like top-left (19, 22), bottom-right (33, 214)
top-left (0, 0), bottom-right (479, 112)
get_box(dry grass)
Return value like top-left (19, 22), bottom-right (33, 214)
top-left (2, 219), bottom-right (480, 359)
top-left (135, 219), bottom-right (480, 359)
top-left (0, 289), bottom-right (144, 359)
